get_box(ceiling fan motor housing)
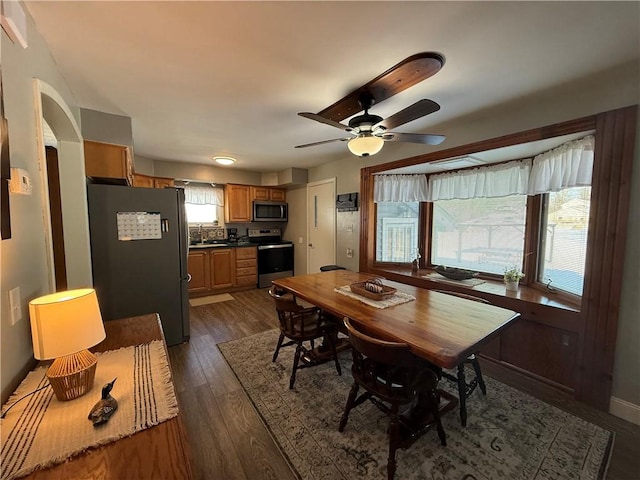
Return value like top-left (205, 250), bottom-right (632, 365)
top-left (348, 113), bottom-right (383, 131)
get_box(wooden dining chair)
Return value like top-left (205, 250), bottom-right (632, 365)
top-left (268, 286), bottom-right (342, 389)
top-left (339, 318), bottom-right (446, 480)
top-left (433, 289), bottom-right (490, 427)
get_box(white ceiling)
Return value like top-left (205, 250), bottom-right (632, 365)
top-left (24, 1), bottom-right (640, 173)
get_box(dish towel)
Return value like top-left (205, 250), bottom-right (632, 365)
top-left (334, 285), bottom-right (415, 309)
top-left (0, 340), bottom-right (178, 480)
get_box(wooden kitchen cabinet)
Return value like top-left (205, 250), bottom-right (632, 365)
top-left (251, 186), bottom-right (286, 202)
top-left (132, 173), bottom-right (155, 188)
top-left (235, 246), bottom-right (257, 286)
top-left (225, 184), bottom-right (252, 222)
top-left (133, 173), bottom-right (175, 189)
top-left (154, 177), bottom-right (175, 188)
top-left (188, 246), bottom-right (257, 296)
top-left (210, 249), bottom-right (234, 290)
top-left (187, 250), bottom-right (210, 293)
top-left (84, 140), bottom-right (133, 185)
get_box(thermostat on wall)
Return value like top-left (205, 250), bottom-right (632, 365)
top-left (9, 168), bottom-right (32, 195)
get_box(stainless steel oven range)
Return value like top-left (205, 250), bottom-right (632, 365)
top-left (247, 228), bottom-right (294, 288)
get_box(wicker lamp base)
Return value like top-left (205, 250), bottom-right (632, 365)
top-left (46, 349), bottom-right (98, 401)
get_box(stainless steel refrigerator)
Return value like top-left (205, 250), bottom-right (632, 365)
top-left (87, 184), bottom-right (190, 346)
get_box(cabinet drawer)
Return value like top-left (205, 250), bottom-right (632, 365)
top-left (236, 247), bottom-right (257, 260)
top-left (236, 267), bottom-right (257, 277)
top-left (236, 259), bottom-right (256, 269)
top-left (235, 275), bottom-right (257, 286)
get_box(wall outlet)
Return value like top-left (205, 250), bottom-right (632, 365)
top-left (346, 248), bottom-right (353, 258)
top-left (9, 287), bottom-right (22, 325)
top-left (298, 236), bottom-right (304, 244)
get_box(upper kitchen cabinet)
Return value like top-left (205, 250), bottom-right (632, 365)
top-left (154, 177), bottom-right (175, 189)
top-left (225, 184), bottom-right (252, 222)
top-left (251, 186), bottom-right (286, 202)
top-left (84, 140), bottom-right (133, 185)
top-left (132, 173), bottom-right (175, 189)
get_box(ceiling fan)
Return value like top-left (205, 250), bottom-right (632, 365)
top-left (295, 52), bottom-right (447, 157)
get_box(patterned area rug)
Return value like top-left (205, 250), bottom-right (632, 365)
top-left (218, 329), bottom-right (613, 480)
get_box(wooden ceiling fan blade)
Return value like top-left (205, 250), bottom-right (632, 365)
top-left (381, 132), bottom-right (446, 145)
top-left (294, 137), bottom-right (351, 149)
top-left (374, 99), bottom-right (441, 131)
top-left (298, 112), bottom-right (352, 131)
top-left (317, 52), bottom-right (445, 122)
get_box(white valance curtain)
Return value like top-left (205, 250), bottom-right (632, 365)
top-left (375, 136), bottom-right (594, 203)
top-left (374, 174), bottom-right (429, 203)
top-left (184, 184), bottom-right (224, 205)
top-left (427, 160), bottom-right (531, 201)
top-left (527, 136), bottom-right (594, 194)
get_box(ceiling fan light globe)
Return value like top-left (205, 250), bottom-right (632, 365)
top-left (347, 135), bottom-right (384, 157)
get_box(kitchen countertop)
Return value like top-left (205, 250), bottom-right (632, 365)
top-left (188, 242), bottom-right (256, 250)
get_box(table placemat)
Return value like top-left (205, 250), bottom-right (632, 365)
top-left (422, 272), bottom-right (486, 288)
top-left (0, 340), bottom-right (178, 480)
top-left (334, 285), bottom-right (415, 309)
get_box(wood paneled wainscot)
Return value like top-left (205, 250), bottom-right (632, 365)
top-left (84, 140), bottom-right (133, 185)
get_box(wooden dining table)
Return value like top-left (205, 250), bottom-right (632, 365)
top-left (273, 270), bottom-right (520, 370)
top-left (273, 270), bottom-right (521, 429)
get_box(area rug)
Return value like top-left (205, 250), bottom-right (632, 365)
top-left (218, 329), bottom-right (614, 480)
top-left (0, 341), bottom-right (178, 480)
top-left (189, 293), bottom-right (235, 307)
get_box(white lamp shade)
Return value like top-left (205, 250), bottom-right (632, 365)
top-left (29, 289), bottom-right (106, 360)
top-left (347, 135), bottom-right (384, 157)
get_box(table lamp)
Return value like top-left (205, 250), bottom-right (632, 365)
top-left (29, 288), bottom-right (106, 401)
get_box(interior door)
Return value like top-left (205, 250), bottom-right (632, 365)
top-left (307, 178), bottom-right (336, 273)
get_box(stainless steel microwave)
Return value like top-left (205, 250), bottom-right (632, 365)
top-left (253, 201), bottom-right (288, 222)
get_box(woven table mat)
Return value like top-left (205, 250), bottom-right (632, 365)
top-left (334, 285), bottom-right (415, 309)
top-left (1, 340), bottom-right (178, 480)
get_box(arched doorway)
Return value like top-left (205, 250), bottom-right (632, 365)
top-left (33, 79), bottom-right (92, 291)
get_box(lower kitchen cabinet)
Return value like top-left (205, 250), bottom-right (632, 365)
top-left (210, 249), bottom-right (234, 290)
top-left (187, 250), bottom-right (210, 293)
top-left (188, 246), bottom-right (257, 296)
top-left (235, 246), bottom-right (257, 286)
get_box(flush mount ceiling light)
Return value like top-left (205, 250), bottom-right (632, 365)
top-left (347, 134), bottom-right (385, 157)
top-left (214, 156), bottom-right (236, 166)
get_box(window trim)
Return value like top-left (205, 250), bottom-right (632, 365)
top-left (358, 106), bottom-right (638, 411)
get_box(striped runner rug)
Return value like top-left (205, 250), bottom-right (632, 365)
top-left (0, 341), bottom-right (178, 480)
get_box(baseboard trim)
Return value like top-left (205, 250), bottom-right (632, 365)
top-left (609, 396), bottom-right (640, 425)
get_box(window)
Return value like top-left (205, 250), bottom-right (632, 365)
top-left (538, 186), bottom-right (591, 295)
top-left (375, 202), bottom-right (419, 263)
top-left (431, 196), bottom-right (527, 275)
top-left (185, 203), bottom-right (218, 224)
top-left (183, 184), bottom-right (224, 225)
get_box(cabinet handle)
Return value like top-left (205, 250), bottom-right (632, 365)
top-left (187, 274), bottom-right (192, 283)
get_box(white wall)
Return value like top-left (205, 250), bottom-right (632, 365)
top-left (1, 8), bottom-right (84, 401)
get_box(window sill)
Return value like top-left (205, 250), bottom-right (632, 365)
top-left (369, 265), bottom-right (581, 314)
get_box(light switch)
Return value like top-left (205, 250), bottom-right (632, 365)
top-left (9, 287), bottom-right (22, 325)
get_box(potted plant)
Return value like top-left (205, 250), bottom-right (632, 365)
top-left (504, 266), bottom-right (525, 291)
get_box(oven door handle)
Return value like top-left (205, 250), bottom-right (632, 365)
top-left (258, 244), bottom-right (293, 250)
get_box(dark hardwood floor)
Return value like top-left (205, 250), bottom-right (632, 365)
top-left (168, 288), bottom-right (640, 480)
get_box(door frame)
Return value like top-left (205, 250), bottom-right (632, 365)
top-left (33, 79), bottom-right (92, 291)
top-left (306, 177), bottom-right (336, 274)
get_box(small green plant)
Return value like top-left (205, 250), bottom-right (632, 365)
top-left (504, 266), bottom-right (525, 282)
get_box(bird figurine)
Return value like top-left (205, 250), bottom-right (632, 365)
top-left (88, 378), bottom-right (118, 427)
